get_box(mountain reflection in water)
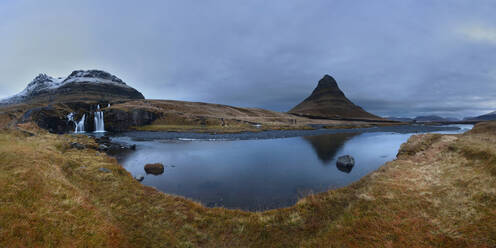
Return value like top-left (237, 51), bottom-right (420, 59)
top-left (113, 125), bottom-right (471, 210)
top-left (304, 133), bottom-right (358, 164)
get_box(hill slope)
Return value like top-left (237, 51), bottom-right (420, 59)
top-left (464, 111), bottom-right (496, 121)
top-left (289, 75), bottom-right (382, 120)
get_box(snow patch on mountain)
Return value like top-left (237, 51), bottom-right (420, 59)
top-left (0, 70), bottom-right (132, 104)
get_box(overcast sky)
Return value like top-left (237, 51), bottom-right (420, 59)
top-left (1, 0), bottom-right (496, 118)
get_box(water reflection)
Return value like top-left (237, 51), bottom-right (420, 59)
top-left (304, 133), bottom-right (358, 164)
top-left (112, 125), bottom-right (471, 210)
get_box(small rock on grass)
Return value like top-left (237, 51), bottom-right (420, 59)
top-left (70, 142), bottom-right (86, 150)
top-left (99, 167), bottom-right (111, 173)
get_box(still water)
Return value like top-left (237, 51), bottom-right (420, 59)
top-left (112, 125), bottom-right (472, 210)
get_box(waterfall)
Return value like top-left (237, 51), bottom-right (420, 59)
top-left (94, 104), bottom-right (105, 133)
top-left (76, 114), bottom-right (86, 132)
top-left (67, 104), bottom-right (106, 133)
top-left (67, 113), bottom-right (86, 133)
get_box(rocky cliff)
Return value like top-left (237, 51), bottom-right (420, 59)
top-left (289, 75), bottom-right (381, 120)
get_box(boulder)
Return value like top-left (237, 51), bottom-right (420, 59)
top-left (144, 163), bottom-right (164, 175)
top-left (70, 142), bottom-right (86, 150)
top-left (98, 144), bottom-right (109, 151)
top-left (336, 155), bottom-right (355, 173)
top-left (95, 136), bottom-right (111, 144)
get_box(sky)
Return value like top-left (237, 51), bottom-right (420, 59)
top-left (1, 0), bottom-right (496, 118)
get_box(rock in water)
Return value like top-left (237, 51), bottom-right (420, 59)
top-left (336, 155), bottom-right (355, 173)
top-left (144, 163), bottom-right (164, 175)
top-left (289, 75), bottom-right (382, 120)
top-left (134, 174), bottom-right (145, 182)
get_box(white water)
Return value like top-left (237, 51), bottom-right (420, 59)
top-left (67, 112), bottom-right (86, 133)
top-left (67, 104), bottom-right (108, 133)
top-left (94, 104), bottom-right (105, 133)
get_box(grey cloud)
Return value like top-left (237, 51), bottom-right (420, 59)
top-left (0, 0), bottom-right (495, 118)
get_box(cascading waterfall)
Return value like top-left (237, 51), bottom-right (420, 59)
top-left (94, 104), bottom-right (105, 132)
top-left (67, 104), bottom-right (107, 133)
top-left (67, 112), bottom-right (86, 133)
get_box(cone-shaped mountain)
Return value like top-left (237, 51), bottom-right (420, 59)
top-left (289, 75), bottom-right (381, 120)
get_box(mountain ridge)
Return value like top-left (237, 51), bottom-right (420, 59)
top-left (464, 111), bottom-right (496, 121)
top-left (1, 70), bottom-right (144, 105)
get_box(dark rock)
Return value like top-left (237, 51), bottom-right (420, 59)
top-left (98, 144), bottom-right (109, 151)
top-left (130, 144), bottom-right (136, 150)
top-left (144, 163), bottom-right (164, 175)
top-left (95, 136), bottom-right (111, 144)
top-left (336, 155), bottom-right (355, 173)
top-left (99, 167), bottom-right (111, 173)
top-left (105, 108), bottom-right (159, 132)
top-left (70, 142), bottom-right (86, 150)
top-left (108, 143), bottom-right (122, 152)
top-left (19, 106), bottom-right (73, 133)
top-left (134, 174), bottom-right (145, 181)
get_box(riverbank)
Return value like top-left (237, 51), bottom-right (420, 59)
top-left (1, 122), bottom-right (495, 247)
top-left (0, 99), bottom-right (403, 134)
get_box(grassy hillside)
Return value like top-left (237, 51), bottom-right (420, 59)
top-left (1, 99), bottom-right (400, 134)
top-left (109, 99), bottom-right (392, 132)
top-left (0, 122), bottom-right (495, 247)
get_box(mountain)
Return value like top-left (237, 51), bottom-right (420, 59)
top-left (385, 117), bottom-right (415, 122)
top-left (289, 75), bottom-right (382, 120)
top-left (1, 70), bottom-right (144, 105)
top-left (414, 115), bottom-right (457, 122)
top-left (464, 111), bottom-right (496, 121)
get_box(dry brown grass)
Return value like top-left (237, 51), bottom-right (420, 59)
top-left (1, 122), bottom-right (496, 247)
top-left (112, 99), bottom-right (400, 133)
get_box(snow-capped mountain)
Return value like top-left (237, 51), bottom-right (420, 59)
top-left (1, 70), bottom-right (144, 105)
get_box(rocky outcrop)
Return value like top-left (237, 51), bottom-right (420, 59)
top-left (105, 108), bottom-right (159, 132)
top-left (19, 105), bottom-right (73, 133)
top-left (289, 75), bottom-right (381, 120)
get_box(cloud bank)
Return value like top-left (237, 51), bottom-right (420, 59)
top-left (1, 0), bottom-right (495, 118)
